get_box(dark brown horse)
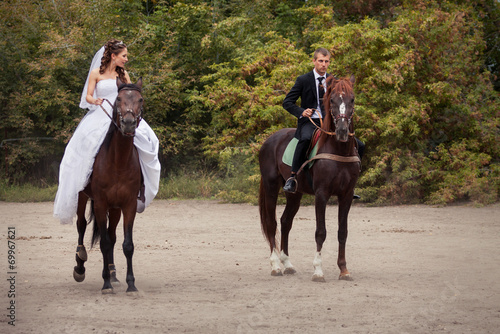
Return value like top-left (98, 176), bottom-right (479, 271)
top-left (73, 77), bottom-right (143, 294)
top-left (259, 75), bottom-right (360, 282)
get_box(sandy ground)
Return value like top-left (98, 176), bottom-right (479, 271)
top-left (0, 200), bottom-right (499, 333)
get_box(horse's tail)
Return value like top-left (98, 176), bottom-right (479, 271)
top-left (259, 178), bottom-right (278, 252)
top-left (90, 200), bottom-right (100, 248)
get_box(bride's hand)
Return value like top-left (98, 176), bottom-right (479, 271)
top-left (94, 98), bottom-right (103, 105)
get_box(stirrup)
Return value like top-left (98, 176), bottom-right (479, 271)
top-left (283, 176), bottom-right (298, 193)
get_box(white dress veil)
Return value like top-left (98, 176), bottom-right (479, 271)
top-left (79, 45), bottom-right (105, 111)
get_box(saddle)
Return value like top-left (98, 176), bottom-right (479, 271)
top-left (282, 129), bottom-right (321, 167)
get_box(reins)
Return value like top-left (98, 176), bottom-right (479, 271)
top-left (99, 98), bottom-right (119, 127)
top-left (307, 109), bottom-right (356, 137)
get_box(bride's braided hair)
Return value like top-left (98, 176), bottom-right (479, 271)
top-left (100, 39), bottom-right (127, 82)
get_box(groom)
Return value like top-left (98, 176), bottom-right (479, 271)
top-left (282, 47), bottom-right (364, 195)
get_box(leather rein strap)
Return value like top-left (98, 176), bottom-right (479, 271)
top-left (99, 98), bottom-right (117, 124)
top-left (307, 109), bottom-right (355, 137)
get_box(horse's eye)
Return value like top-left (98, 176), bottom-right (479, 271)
top-left (116, 97), bottom-right (121, 102)
top-left (139, 98), bottom-right (143, 103)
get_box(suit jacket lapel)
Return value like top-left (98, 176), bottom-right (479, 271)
top-left (310, 71), bottom-right (318, 101)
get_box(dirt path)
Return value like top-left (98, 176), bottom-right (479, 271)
top-left (1, 200), bottom-right (499, 333)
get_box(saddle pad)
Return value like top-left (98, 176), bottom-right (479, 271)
top-left (282, 138), bottom-right (319, 167)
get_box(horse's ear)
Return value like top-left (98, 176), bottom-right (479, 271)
top-left (350, 74), bottom-right (355, 85)
top-left (135, 77), bottom-right (143, 90)
top-left (116, 76), bottom-right (123, 87)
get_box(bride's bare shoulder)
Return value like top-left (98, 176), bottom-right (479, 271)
top-left (89, 68), bottom-right (101, 80)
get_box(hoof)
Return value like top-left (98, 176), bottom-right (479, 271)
top-left (73, 267), bottom-right (85, 282)
top-left (339, 274), bottom-right (353, 281)
top-left (283, 267), bottom-right (297, 275)
top-left (271, 269), bottom-right (283, 276)
top-left (312, 274), bottom-right (326, 283)
top-left (126, 287), bottom-right (139, 296)
top-left (101, 288), bottom-right (114, 295)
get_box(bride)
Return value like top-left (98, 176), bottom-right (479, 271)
top-left (54, 39), bottom-right (161, 224)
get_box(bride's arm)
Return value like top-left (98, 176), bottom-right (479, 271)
top-left (86, 69), bottom-right (103, 105)
top-left (124, 70), bottom-right (131, 84)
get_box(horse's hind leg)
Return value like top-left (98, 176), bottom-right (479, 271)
top-left (74, 192), bottom-right (89, 282)
top-left (259, 177), bottom-right (282, 276)
top-left (107, 208), bottom-right (121, 286)
top-left (279, 192), bottom-right (302, 274)
top-left (94, 205), bottom-right (114, 294)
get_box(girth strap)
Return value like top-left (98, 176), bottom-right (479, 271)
top-left (297, 153), bottom-right (360, 175)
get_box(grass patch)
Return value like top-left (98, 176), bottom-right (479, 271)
top-left (157, 170), bottom-right (260, 204)
top-left (0, 181), bottom-right (57, 202)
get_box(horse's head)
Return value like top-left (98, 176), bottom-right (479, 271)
top-left (114, 77), bottom-right (143, 137)
top-left (324, 75), bottom-right (355, 142)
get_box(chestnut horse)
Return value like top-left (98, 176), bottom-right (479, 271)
top-left (259, 75), bottom-right (360, 282)
top-left (73, 77), bottom-right (143, 294)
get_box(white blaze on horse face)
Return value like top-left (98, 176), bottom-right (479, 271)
top-left (339, 94), bottom-right (346, 118)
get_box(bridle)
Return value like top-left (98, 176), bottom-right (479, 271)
top-left (308, 95), bottom-right (356, 137)
top-left (99, 86), bottom-right (143, 137)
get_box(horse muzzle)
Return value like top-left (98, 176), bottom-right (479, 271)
top-left (120, 118), bottom-right (137, 137)
top-left (335, 125), bottom-right (349, 142)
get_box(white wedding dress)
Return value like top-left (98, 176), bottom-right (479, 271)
top-left (54, 79), bottom-right (161, 224)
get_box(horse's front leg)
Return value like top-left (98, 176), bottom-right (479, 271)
top-left (122, 208), bottom-right (138, 294)
top-left (337, 195), bottom-right (354, 280)
top-left (74, 192), bottom-right (89, 282)
top-left (107, 208), bottom-right (121, 286)
top-left (312, 193), bottom-right (329, 282)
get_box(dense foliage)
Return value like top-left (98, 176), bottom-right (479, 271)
top-left (0, 0), bottom-right (498, 205)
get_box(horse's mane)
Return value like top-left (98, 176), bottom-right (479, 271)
top-left (318, 76), bottom-right (354, 148)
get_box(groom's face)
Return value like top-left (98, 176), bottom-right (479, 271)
top-left (313, 54), bottom-right (330, 76)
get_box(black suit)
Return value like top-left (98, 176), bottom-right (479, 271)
top-left (283, 71), bottom-right (329, 119)
top-left (283, 71), bottom-right (329, 173)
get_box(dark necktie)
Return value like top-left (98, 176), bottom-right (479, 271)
top-left (318, 77), bottom-right (325, 116)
